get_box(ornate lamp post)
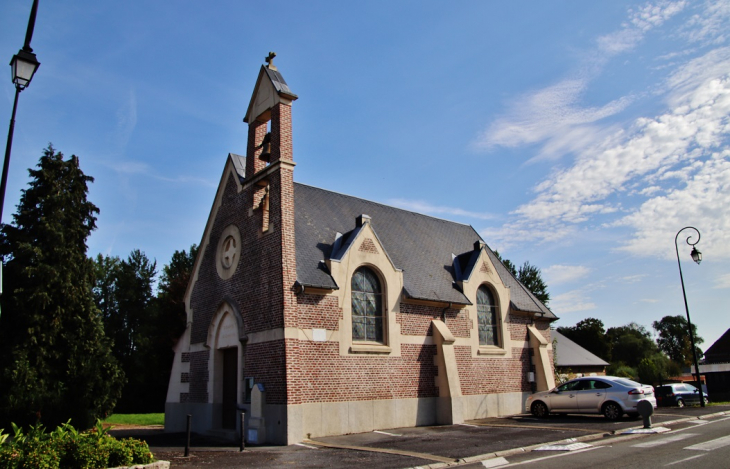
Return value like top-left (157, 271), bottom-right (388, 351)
top-left (674, 226), bottom-right (705, 407)
top-left (1, 0), bottom-right (41, 224)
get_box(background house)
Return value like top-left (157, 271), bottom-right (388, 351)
top-left (697, 328), bottom-right (730, 401)
top-left (552, 330), bottom-right (609, 381)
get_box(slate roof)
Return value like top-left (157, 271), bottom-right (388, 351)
top-left (263, 66), bottom-right (298, 100)
top-left (704, 328), bottom-right (730, 363)
top-left (552, 330), bottom-right (609, 367)
top-left (292, 182), bottom-right (556, 318)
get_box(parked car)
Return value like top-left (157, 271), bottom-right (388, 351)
top-left (655, 383), bottom-right (709, 407)
top-left (525, 376), bottom-right (657, 421)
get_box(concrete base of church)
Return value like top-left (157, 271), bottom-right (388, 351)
top-left (288, 391), bottom-right (530, 442)
top-left (164, 402), bottom-right (289, 445)
top-left (166, 392), bottom-right (530, 445)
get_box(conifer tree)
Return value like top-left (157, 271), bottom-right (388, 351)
top-left (0, 145), bottom-right (124, 429)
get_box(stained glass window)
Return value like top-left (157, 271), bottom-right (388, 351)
top-left (477, 286), bottom-right (499, 346)
top-left (351, 267), bottom-right (384, 342)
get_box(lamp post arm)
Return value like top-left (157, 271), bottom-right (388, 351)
top-left (674, 226), bottom-right (705, 407)
top-left (23, 0), bottom-right (40, 53)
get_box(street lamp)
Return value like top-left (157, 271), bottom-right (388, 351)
top-left (674, 226), bottom-right (705, 407)
top-left (1, 0), bottom-right (41, 225)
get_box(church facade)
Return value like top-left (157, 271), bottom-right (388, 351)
top-left (164, 58), bottom-right (557, 445)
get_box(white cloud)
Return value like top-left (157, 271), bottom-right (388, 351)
top-left (714, 273), bottom-right (730, 289)
top-left (543, 265), bottom-right (592, 285)
top-left (616, 151), bottom-right (730, 259)
top-left (514, 59), bottom-right (730, 228)
top-left (682, 0), bottom-right (730, 45)
top-left (110, 160), bottom-right (150, 174)
top-left (474, 1), bottom-right (686, 158)
top-left (549, 289), bottom-right (598, 314)
top-left (388, 199), bottom-right (495, 220)
top-left (114, 88), bottom-right (138, 152)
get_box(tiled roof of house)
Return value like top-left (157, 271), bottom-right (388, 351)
top-left (552, 330), bottom-right (609, 367)
top-left (293, 182), bottom-right (556, 318)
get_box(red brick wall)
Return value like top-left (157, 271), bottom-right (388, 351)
top-left (288, 342), bottom-right (439, 404)
top-left (397, 303), bottom-right (471, 338)
top-left (187, 350), bottom-right (210, 403)
top-left (456, 345), bottom-right (531, 395)
top-left (508, 315), bottom-right (531, 342)
top-left (244, 340), bottom-right (288, 405)
top-left (297, 293), bottom-right (342, 331)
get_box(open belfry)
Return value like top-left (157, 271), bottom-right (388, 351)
top-left (165, 54), bottom-right (557, 445)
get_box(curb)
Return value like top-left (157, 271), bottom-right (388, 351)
top-left (110, 462), bottom-right (170, 469)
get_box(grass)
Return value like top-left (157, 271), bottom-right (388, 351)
top-left (102, 413), bottom-right (165, 426)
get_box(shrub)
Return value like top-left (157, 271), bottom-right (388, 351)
top-left (0, 420), bottom-right (154, 469)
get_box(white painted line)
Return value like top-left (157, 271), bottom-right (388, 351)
top-left (457, 423), bottom-right (481, 428)
top-left (664, 453), bottom-right (707, 466)
top-left (373, 430), bottom-right (402, 437)
top-left (621, 426), bottom-right (670, 434)
top-left (687, 420), bottom-right (709, 425)
top-left (632, 433), bottom-right (698, 448)
top-left (497, 446), bottom-right (603, 466)
top-left (481, 457), bottom-right (509, 467)
top-left (295, 442), bottom-right (319, 449)
top-left (533, 442), bottom-right (593, 451)
top-left (685, 434), bottom-right (730, 451)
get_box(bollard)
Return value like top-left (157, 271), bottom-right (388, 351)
top-left (240, 410), bottom-right (246, 452)
top-left (637, 400), bottom-right (654, 429)
top-left (185, 414), bottom-right (192, 457)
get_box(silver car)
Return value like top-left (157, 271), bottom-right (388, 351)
top-left (525, 376), bottom-right (657, 420)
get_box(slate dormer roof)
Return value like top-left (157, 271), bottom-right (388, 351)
top-left (293, 183), bottom-right (556, 319)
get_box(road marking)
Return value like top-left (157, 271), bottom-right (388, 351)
top-left (664, 453), bottom-right (707, 466)
top-left (534, 442), bottom-right (593, 451)
top-left (373, 430), bottom-right (402, 436)
top-left (457, 423), bottom-right (482, 428)
top-left (295, 442), bottom-right (319, 449)
top-left (686, 420), bottom-right (709, 425)
top-left (684, 434), bottom-right (730, 451)
top-left (481, 457), bottom-right (509, 467)
top-left (631, 433), bottom-right (698, 448)
top-left (495, 446), bottom-right (603, 466)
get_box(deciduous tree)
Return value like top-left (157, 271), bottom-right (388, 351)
top-left (653, 315), bottom-right (704, 367)
top-left (557, 318), bottom-right (611, 361)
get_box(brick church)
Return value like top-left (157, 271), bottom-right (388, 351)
top-left (164, 56), bottom-right (557, 445)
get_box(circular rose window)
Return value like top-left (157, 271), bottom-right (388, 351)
top-left (216, 225), bottom-right (241, 279)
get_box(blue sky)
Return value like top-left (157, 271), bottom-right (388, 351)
top-left (2, 1), bottom-right (728, 351)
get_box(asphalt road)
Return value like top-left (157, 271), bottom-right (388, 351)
top-left (112, 404), bottom-right (730, 468)
top-left (467, 412), bottom-right (730, 468)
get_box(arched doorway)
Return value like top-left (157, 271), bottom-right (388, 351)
top-left (207, 301), bottom-right (246, 431)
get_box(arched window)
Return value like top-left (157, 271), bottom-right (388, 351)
top-left (351, 267), bottom-right (384, 343)
top-left (477, 286), bottom-right (499, 346)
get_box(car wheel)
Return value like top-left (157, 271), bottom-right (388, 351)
top-left (531, 401), bottom-right (549, 418)
top-left (603, 402), bottom-right (622, 421)
top-left (677, 398), bottom-right (684, 408)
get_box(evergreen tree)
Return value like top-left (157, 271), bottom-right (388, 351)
top-left (493, 252), bottom-right (550, 305)
top-left (0, 145), bottom-right (124, 429)
top-left (517, 261), bottom-right (550, 306)
top-left (157, 245), bottom-right (198, 348)
top-left (94, 250), bottom-right (157, 412)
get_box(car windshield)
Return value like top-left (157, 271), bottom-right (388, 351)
top-left (613, 378), bottom-right (643, 388)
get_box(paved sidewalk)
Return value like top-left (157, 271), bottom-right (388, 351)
top-left (113, 405), bottom-right (730, 468)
